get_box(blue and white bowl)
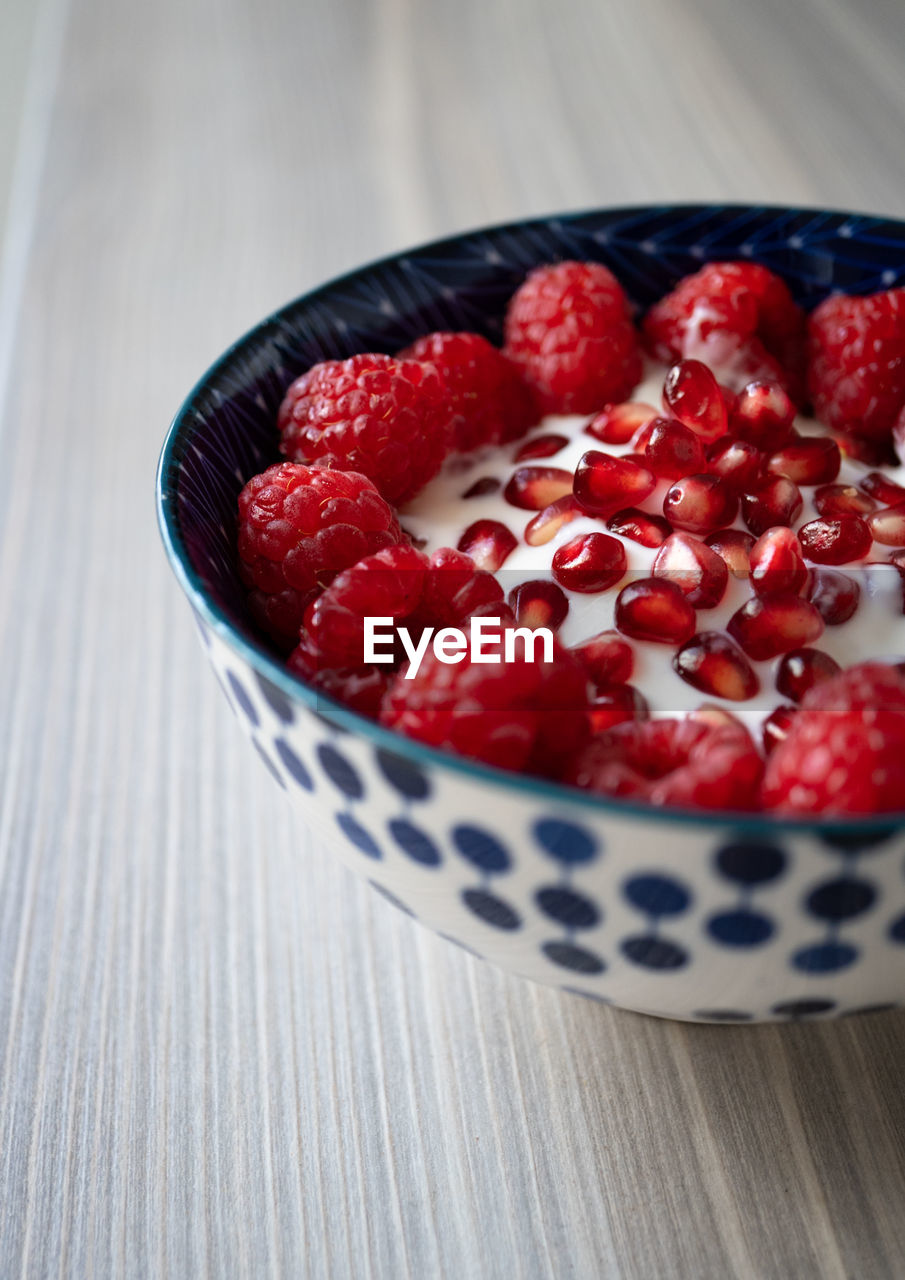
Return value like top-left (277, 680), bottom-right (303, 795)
top-left (157, 204), bottom-right (905, 1022)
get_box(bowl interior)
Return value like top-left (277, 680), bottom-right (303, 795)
top-left (157, 203), bottom-right (905, 832)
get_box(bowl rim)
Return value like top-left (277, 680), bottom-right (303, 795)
top-left (156, 201), bottom-right (905, 838)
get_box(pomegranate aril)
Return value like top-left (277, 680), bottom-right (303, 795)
top-left (585, 402), bottom-right (657, 445)
top-left (508, 579), bottom-right (569, 630)
top-left (806, 568), bottom-right (860, 625)
top-left (642, 417), bottom-right (707, 479)
top-left (727, 593), bottom-right (825, 660)
top-left (652, 532), bottom-right (728, 609)
top-left (673, 631), bottom-right (760, 701)
top-left (588, 683), bottom-right (649, 733)
top-left (741, 475), bottom-right (802, 536)
top-left (767, 435), bottom-right (840, 486)
top-left (573, 451), bottom-right (656, 515)
top-left (706, 438), bottom-right (764, 492)
top-left (524, 495), bottom-right (584, 546)
top-left (749, 527), bottom-right (808, 596)
top-left (462, 476), bottom-right (500, 499)
top-left (834, 431), bottom-right (899, 468)
top-left (775, 648), bottom-right (841, 703)
top-left (606, 507), bottom-right (673, 548)
top-left (552, 532), bottom-right (626, 594)
top-left (504, 466), bottom-right (573, 510)
top-left (868, 503), bottom-right (905, 547)
top-left (457, 519), bottom-right (517, 572)
top-left (614, 578), bottom-right (696, 645)
top-left (860, 471), bottom-right (905, 507)
top-left (663, 474), bottom-right (738, 534)
top-left (705, 528), bottom-right (755, 578)
top-left (798, 515), bottom-right (872, 564)
top-left (662, 359), bottom-right (728, 441)
top-left (513, 434), bottom-right (569, 462)
top-left (572, 630), bottom-right (634, 687)
top-left (814, 483), bottom-right (876, 518)
top-left (763, 704), bottom-right (796, 754)
top-left (730, 380), bottom-right (795, 451)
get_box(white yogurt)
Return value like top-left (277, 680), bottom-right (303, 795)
top-left (400, 362), bottom-right (905, 726)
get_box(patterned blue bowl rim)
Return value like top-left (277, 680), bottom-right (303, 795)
top-left (156, 202), bottom-right (905, 837)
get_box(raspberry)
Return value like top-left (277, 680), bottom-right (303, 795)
top-left (380, 623), bottom-right (590, 777)
top-left (762, 663), bottom-right (905, 814)
top-left (503, 261), bottom-right (642, 414)
top-left (807, 288), bottom-right (905, 444)
top-left (277, 353), bottom-right (454, 505)
top-left (643, 262), bottom-right (806, 401)
top-left (287, 644), bottom-right (390, 719)
top-left (295, 543), bottom-right (504, 675)
top-left (565, 717), bottom-right (764, 810)
top-left (399, 331), bottom-right (535, 452)
top-left (237, 462), bottom-right (403, 646)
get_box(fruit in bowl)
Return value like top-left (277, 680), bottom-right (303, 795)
top-left (158, 205), bottom-right (905, 1022)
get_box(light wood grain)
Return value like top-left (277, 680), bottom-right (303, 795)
top-left (2, 0), bottom-right (905, 1276)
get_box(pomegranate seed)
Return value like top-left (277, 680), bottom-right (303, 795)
top-left (775, 648), bottom-right (841, 703)
top-left (504, 466), bottom-right (573, 510)
top-left (508, 580), bottom-right (569, 631)
top-left (585, 402), bottom-right (657, 445)
top-left (457, 519), bottom-right (517, 571)
top-left (462, 476), bottom-right (500, 499)
top-left (606, 507), bottom-right (673, 548)
top-left (572, 630), bottom-right (634, 687)
top-left (690, 704), bottom-right (747, 731)
top-left (652, 532), bottom-right (728, 609)
top-left (806, 569), bottom-right (860, 625)
top-left (663, 474), bottom-right (738, 534)
top-left (727, 593), bottom-right (825, 660)
top-left (798, 515), bottom-right (872, 564)
top-left (860, 471), bottom-right (905, 506)
top-left (573, 451), bottom-right (656, 515)
top-left (630, 420), bottom-right (656, 452)
top-left (741, 475), bottom-right (802, 536)
top-left (673, 631), bottom-right (760, 701)
top-left (814, 483), bottom-right (876, 518)
top-left (890, 548), bottom-right (905, 571)
top-left (642, 418), bottom-right (707, 479)
top-left (749, 527), bottom-right (808, 596)
top-left (763, 704), bottom-right (796, 754)
top-left (513, 434), bottom-right (569, 462)
top-left (868, 503), bottom-right (905, 547)
top-left (767, 435), bottom-right (840, 486)
top-left (552, 532), bottom-right (627, 594)
top-left (706, 437), bottom-right (764, 492)
top-left (834, 432), bottom-right (898, 467)
top-left (705, 528), bottom-right (755, 578)
top-left (730, 381), bottom-right (795, 451)
top-left (524, 496), bottom-right (584, 546)
top-left (589, 683), bottom-right (649, 733)
top-left (662, 359), bottom-right (728, 441)
top-left (614, 578), bottom-right (696, 645)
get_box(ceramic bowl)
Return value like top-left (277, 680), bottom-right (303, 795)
top-left (157, 204), bottom-right (905, 1022)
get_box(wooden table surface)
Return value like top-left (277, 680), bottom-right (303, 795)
top-left (2, 0), bottom-right (905, 1275)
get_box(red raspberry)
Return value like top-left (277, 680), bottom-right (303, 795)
top-left (762, 663), bottom-right (905, 814)
top-left (277, 353), bottom-right (454, 504)
top-left (293, 544), bottom-right (504, 676)
top-left (503, 261), bottom-right (642, 414)
top-left (807, 288), bottom-right (905, 444)
top-left (237, 462), bottom-right (403, 646)
top-left (380, 623), bottom-right (590, 777)
top-left (287, 644), bottom-right (390, 719)
top-left (643, 262), bottom-right (806, 402)
top-left (565, 716), bottom-right (764, 810)
top-left (399, 331), bottom-right (536, 452)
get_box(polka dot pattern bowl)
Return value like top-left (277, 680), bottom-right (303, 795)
top-left (158, 204), bottom-right (905, 1022)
